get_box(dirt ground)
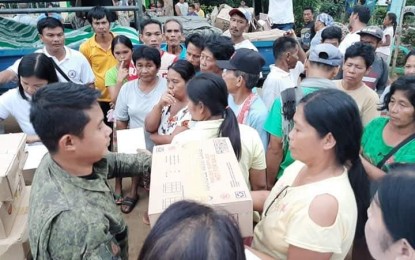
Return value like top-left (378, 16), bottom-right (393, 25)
top-left (109, 178), bottom-right (150, 260)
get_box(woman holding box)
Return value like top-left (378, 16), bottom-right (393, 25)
top-left (172, 73), bottom-right (266, 191)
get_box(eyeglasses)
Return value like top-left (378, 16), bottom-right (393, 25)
top-left (264, 185), bottom-right (290, 216)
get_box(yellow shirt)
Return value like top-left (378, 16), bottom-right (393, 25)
top-left (252, 161), bottom-right (357, 259)
top-left (197, 9), bottom-right (205, 17)
top-left (80, 33), bottom-right (117, 102)
top-left (334, 80), bottom-right (380, 126)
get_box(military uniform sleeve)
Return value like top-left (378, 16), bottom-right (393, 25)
top-left (106, 151), bottom-right (152, 179)
top-left (48, 210), bottom-right (124, 259)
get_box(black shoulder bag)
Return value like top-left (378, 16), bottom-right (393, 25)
top-left (49, 57), bottom-right (73, 83)
top-left (377, 133), bottom-right (415, 169)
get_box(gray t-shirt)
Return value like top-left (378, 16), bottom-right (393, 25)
top-left (115, 78), bottom-right (167, 150)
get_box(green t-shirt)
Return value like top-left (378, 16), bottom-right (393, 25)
top-left (264, 87), bottom-right (316, 179)
top-left (361, 117), bottom-right (415, 171)
top-left (105, 66), bottom-right (122, 87)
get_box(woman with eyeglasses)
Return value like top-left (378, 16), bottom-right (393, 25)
top-left (248, 89), bottom-right (370, 259)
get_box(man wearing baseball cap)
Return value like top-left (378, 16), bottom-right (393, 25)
top-left (264, 43), bottom-right (342, 188)
top-left (228, 8), bottom-right (258, 51)
top-left (358, 26), bottom-right (389, 94)
top-left (218, 48), bottom-right (268, 150)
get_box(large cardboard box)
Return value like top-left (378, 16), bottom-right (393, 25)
top-left (0, 133), bottom-right (27, 201)
top-left (22, 144), bottom-right (48, 185)
top-left (0, 186), bottom-right (31, 260)
top-left (0, 173), bottom-right (26, 239)
top-left (148, 138), bottom-right (253, 237)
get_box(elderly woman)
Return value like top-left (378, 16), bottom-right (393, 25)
top-left (361, 75), bottom-right (415, 181)
top-left (249, 89), bottom-right (370, 259)
top-left (145, 60), bottom-right (195, 145)
top-left (114, 45), bottom-right (167, 214)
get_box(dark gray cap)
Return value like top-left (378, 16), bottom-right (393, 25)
top-left (357, 26), bottom-right (384, 40)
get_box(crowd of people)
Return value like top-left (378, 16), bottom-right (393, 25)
top-left (0, 2), bottom-right (414, 259)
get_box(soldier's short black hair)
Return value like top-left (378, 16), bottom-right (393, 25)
top-left (30, 83), bottom-right (100, 153)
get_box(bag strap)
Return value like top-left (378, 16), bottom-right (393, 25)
top-left (377, 133), bottom-right (415, 169)
top-left (49, 57), bottom-right (72, 83)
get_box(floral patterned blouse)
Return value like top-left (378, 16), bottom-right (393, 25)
top-left (157, 106), bottom-right (191, 135)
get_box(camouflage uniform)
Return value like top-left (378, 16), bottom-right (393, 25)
top-left (29, 151), bottom-right (152, 260)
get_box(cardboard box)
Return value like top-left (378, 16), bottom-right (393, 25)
top-left (0, 186), bottom-right (31, 260)
top-left (22, 144), bottom-right (48, 185)
top-left (258, 13), bottom-right (272, 31)
top-left (243, 29), bottom-right (285, 42)
top-left (116, 128), bottom-right (146, 154)
top-left (0, 173), bottom-right (26, 239)
top-left (148, 138), bottom-right (253, 237)
top-left (0, 133), bottom-right (27, 201)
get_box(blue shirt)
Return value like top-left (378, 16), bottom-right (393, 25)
top-left (161, 44), bottom-right (187, 60)
top-left (228, 94), bottom-right (269, 151)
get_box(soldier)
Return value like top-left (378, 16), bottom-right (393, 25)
top-left (28, 82), bottom-right (152, 259)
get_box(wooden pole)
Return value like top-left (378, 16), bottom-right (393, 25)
top-left (391, 0), bottom-right (407, 76)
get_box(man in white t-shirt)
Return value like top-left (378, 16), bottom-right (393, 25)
top-left (268, 0), bottom-right (294, 31)
top-left (228, 8), bottom-right (258, 51)
top-left (261, 35), bottom-right (305, 109)
top-left (0, 17), bottom-right (95, 86)
top-left (339, 5), bottom-right (370, 54)
top-left (175, 0), bottom-right (188, 16)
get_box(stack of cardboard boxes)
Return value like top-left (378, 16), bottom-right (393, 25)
top-left (0, 133), bottom-right (31, 259)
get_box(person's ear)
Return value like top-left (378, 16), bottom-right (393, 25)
top-left (322, 132), bottom-right (336, 150)
top-left (331, 67), bottom-right (340, 79)
top-left (365, 66), bottom-right (372, 75)
top-left (39, 34), bottom-right (44, 43)
top-left (395, 239), bottom-right (415, 260)
top-left (57, 134), bottom-right (77, 153)
top-left (236, 73), bottom-right (244, 87)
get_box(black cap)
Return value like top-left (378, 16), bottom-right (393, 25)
top-left (216, 48), bottom-right (265, 75)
